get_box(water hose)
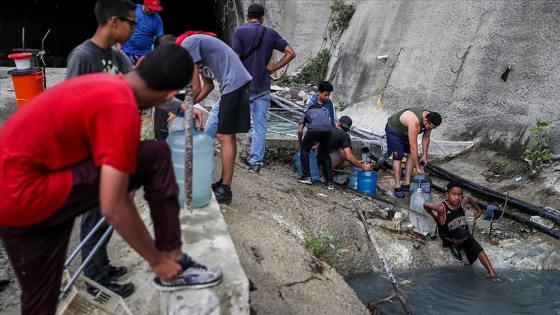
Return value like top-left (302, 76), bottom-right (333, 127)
top-left (431, 183), bottom-right (560, 240)
top-left (426, 163), bottom-right (560, 225)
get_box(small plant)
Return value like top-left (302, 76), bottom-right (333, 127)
top-left (141, 123), bottom-right (155, 140)
top-left (523, 118), bottom-right (553, 171)
top-left (335, 98), bottom-right (347, 111)
top-left (328, 0), bottom-right (356, 40)
top-left (304, 230), bottom-right (348, 263)
top-left (275, 72), bottom-right (293, 86)
top-left (293, 49), bottom-right (331, 84)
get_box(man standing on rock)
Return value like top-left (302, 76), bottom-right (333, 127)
top-left (232, 3), bottom-right (296, 174)
top-left (385, 107), bottom-right (441, 198)
top-left (0, 44), bottom-right (223, 315)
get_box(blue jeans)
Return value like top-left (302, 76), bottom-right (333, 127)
top-left (204, 99), bottom-right (221, 138)
top-left (247, 91), bottom-right (271, 166)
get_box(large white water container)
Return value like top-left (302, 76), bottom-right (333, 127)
top-left (167, 128), bottom-right (214, 208)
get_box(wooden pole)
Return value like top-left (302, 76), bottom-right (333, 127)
top-left (183, 86), bottom-right (193, 213)
top-left (356, 208), bottom-right (413, 315)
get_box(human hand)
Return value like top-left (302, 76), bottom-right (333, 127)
top-left (362, 163), bottom-right (372, 171)
top-left (193, 109), bottom-right (204, 130)
top-left (266, 64), bottom-right (275, 74)
top-left (167, 113), bottom-right (177, 126)
top-left (474, 209), bottom-right (482, 219)
top-left (151, 256), bottom-right (182, 280)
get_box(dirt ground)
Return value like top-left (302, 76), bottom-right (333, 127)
top-left (1, 68), bottom-right (560, 314)
top-left (1, 126), bottom-right (560, 314)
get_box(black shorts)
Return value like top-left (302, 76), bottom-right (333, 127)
top-left (218, 83), bottom-right (250, 135)
top-left (439, 228), bottom-right (483, 265)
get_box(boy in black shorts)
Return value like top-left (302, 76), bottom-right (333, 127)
top-left (423, 181), bottom-right (497, 277)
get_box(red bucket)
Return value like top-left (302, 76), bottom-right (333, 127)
top-left (8, 67), bottom-right (45, 108)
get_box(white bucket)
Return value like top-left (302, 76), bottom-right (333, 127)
top-left (8, 53), bottom-right (32, 70)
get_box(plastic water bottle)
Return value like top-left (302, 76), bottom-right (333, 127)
top-left (409, 188), bottom-right (425, 213)
top-left (422, 187), bottom-right (433, 203)
top-left (357, 170), bottom-right (378, 196)
top-left (167, 128), bottom-right (214, 208)
top-left (347, 166), bottom-right (360, 189)
top-left (409, 174), bottom-right (432, 193)
top-left (294, 151), bottom-right (320, 182)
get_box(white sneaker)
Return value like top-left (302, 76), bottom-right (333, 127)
top-left (153, 266), bottom-right (223, 291)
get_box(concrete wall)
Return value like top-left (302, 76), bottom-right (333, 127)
top-left (256, 0), bottom-right (560, 155)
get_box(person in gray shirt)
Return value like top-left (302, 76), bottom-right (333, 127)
top-left (65, 0), bottom-right (137, 298)
top-left (179, 34), bottom-right (252, 204)
top-left (66, 0), bottom-right (202, 298)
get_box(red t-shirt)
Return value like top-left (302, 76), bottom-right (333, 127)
top-left (0, 73), bottom-right (141, 227)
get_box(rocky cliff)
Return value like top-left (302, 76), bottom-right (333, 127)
top-left (255, 0), bottom-right (560, 155)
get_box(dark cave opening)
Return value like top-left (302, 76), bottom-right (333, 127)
top-left (0, 0), bottom-right (242, 67)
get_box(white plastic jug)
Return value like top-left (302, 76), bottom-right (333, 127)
top-left (409, 188), bottom-right (425, 213)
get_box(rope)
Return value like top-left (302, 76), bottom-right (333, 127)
top-left (355, 207), bottom-right (413, 315)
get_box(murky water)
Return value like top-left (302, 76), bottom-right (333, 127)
top-left (346, 267), bottom-right (560, 315)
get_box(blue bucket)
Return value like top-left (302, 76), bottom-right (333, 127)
top-left (357, 170), bottom-right (378, 196)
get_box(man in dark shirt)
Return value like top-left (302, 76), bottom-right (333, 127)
top-left (297, 105), bottom-right (333, 189)
top-left (232, 3), bottom-right (296, 174)
top-left (323, 116), bottom-right (372, 172)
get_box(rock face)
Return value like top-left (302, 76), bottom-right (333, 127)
top-left (257, 0), bottom-right (560, 154)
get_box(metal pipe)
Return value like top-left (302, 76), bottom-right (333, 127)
top-left (64, 217), bottom-right (108, 268)
top-left (41, 29), bottom-right (51, 51)
top-left (271, 94), bottom-right (306, 109)
top-left (431, 183), bottom-right (560, 240)
top-left (59, 226), bottom-right (113, 301)
top-left (270, 97), bottom-right (303, 112)
top-left (41, 29), bottom-right (51, 89)
top-left (426, 164), bottom-right (560, 225)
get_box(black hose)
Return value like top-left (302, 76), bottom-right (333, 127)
top-left (431, 183), bottom-right (560, 240)
top-left (426, 164), bottom-right (560, 225)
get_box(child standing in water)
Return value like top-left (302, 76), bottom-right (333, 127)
top-left (424, 180), bottom-right (497, 277)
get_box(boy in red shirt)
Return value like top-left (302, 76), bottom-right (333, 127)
top-left (0, 44), bottom-right (222, 315)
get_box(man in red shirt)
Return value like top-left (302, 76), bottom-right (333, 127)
top-left (0, 44), bottom-right (222, 315)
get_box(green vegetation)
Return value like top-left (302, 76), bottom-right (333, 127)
top-left (335, 98), bottom-right (347, 111)
top-left (304, 230), bottom-right (348, 263)
top-left (275, 49), bottom-right (331, 85)
top-left (328, 0), bottom-right (356, 39)
top-left (141, 123), bottom-right (155, 140)
top-left (523, 118), bottom-right (553, 171)
top-left (488, 162), bottom-right (506, 174)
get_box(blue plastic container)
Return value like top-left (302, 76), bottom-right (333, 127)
top-left (294, 151), bottom-right (320, 182)
top-left (357, 170), bottom-right (378, 196)
top-left (347, 166), bottom-right (360, 189)
top-left (167, 128), bottom-right (214, 208)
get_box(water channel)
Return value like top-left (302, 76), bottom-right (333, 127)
top-left (346, 267), bottom-right (560, 314)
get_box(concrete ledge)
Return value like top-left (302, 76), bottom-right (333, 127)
top-left (160, 195), bottom-right (249, 315)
